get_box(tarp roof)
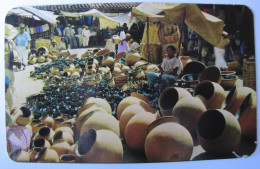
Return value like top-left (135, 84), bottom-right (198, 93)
top-left (7, 8), bottom-right (41, 20)
top-left (20, 6), bottom-right (58, 24)
top-left (59, 9), bottom-right (119, 24)
top-left (131, 3), bottom-right (224, 46)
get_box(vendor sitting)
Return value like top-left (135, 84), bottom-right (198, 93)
top-left (49, 39), bottom-right (60, 54)
top-left (146, 44), bottom-right (181, 87)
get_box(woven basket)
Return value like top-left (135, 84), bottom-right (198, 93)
top-left (243, 59), bottom-right (256, 90)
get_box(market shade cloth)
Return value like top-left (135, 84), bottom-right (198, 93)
top-left (20, 6), bottom-right (58, 25)
top-left (131, 3), bottom-right (224, 46)
top-left (59, 9), bottom-right (120, 27)
top-left (5, 24), bottom-right (18, 40)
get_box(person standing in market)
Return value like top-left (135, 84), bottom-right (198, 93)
top-left (214, 31), bottom-right (230, 70)
top-left (117, 27), bottom-right (130, 53)
top-left (64, 24), bottom-right (71, 48)
top-left (77, 25), bottom-right (84, 48)
top-left (82, 26), bottom-right (91, 47)
top-left (69, 25), bottom-right (78, 49)
top-left (146, 44), bottom-right (181, 87)
top-left (15, 23), bottom-right (31, 69)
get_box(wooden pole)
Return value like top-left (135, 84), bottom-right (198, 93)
top-left (177, 12), bottom-right (186, 57)
top-left (146, 17), bottom-right (150, 62)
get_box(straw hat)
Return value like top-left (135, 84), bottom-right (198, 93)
top-left (19, 23), bottom-right (25, 28)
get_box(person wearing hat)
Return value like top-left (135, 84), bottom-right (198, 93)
top-left (77, 25), bottom-right (85, 48)
top-left (146, 44), bottom-right (181, 87)
top-left (117, 26), bottom-right (130, 53)
top-left (69, 25), bottom-right (78, 49)
top-left (49, 39), bottom-right (60, 54)
top-left (15, 23), bottom-right (31, 68)
top-left (59, 37), bottom-right (67, 50)
top-left (82, 26), bottom-right (91, 47)
top-left (64, 24), bottom-right (71, 48)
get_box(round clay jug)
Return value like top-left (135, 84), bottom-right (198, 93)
top-left (36, 126), bottom-right (55, 143)
top-left (60, 154), bottom-right (76, 163)
top-left (51, 139), bottom-right (71, 156)
top-left (36, 147), bottom-right (59, 162)
top-left (197, 109), bottom-right (241, 155)
top-left (53, 130), bottom-right (74, 145)
top-left (158, 87), bottom-right (192, 116)
top-left (119, 102), bottom-right (155, 138)
top-left (52, 118), bottom-right (65, 130)
top-left (145, 118), bottom-right (193, 162)
top-left (32, 123), bottom-right (47, 133)
top-left (50, 67), bottom-right (60, 75)
top-left (75, 129), bottom-right (123, 163)
top-left (80, 112), bottom-right (120, 137)
top-left (236, 93), bottom-right (257, 141)
top-left (172, 96), bottom-right (207, 138)
top-left (133, 60), bottom-right (148, 70)
top-left (130, 92), bottom-right (150, 105)
top-left (40, 115), bottom-right (54, 128)
top-left (54, 126), bottom-right (74, 137)
top-left (223, 86), bottom-right (256, 115)
top-left (102, 56), bottom-right (115, 68)
top-left (117, 95), bottom-right (151, 119)
top-left (29, 147), bottom-right (42, 162)
top-left (199, 66), bottom-right (221, 84)
top-left (124, 112), bottom-right (158, 152)
top-left (194, 80), bottom-right (226, 109)
top-left (121, 65), bottom-right (130, 73)
top-left (10, 148), bottom-right (30, 162)
top-left (182, 61), bottom-right (206, 76)
top-left (125, 51), bottom-right (141, 66)
top-left (13, 106), bottom-right (33, 126)
top-left (84, 97), bottom-right (112, 114)
top-left (33, 138), bottom-right (51, 149)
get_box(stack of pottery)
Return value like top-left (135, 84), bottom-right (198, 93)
top-left (125, 51), bottom-right (141, 66)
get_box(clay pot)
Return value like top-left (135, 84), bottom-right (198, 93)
top-left (117, 95), bottom-right (151, 119)
top-left (181, 74), bottom-right (200, 87)
top-left (114, 62), bottom-right (122, 69)
top-left (51, 139), bottom-right (71, 156)
top-left (36, 126), bottom-right (55, 143)
top-left (194, 80), bottom-right (226, 109)
top-left (220, 74), bottom-right (238, 90)
top-left (125, 51), bottom-right (141, 66)
top-left (13, 106), bottom-right (33, 126)
top-left (146, 64), bottom-right (159, 73)
top-left (172, 96), bottom-right (207, 138)
top-left (197, 109), bottom-right (241, 155)
top-left (53, 131), bottom-right (74, 145)
top-left (119, 102), bottom-right (155, 138)
top-left (29, 147), bottom-right (42, 162)
top-left (50, 67), bottom-right (60, 75)
top-left (75, 129), bottom-right (123, 163)
top-left (83, 97), bottom-right (112, 114)
top-left (158, 87), bottom-right (192, 116)
top-left (145, 117), bottom-right (193, 162)
top-left (52, 118), bottom-right (65, 130)
top-left (33, 138), bottom-right (51, 149)
top-left (37, 56), bottom-right (46, 63)
top-left (54, 126), bottom-right (74, 137)
top-left (80, 112), bottom-right (120, 137)
top-left (199, 66), bottom-right (221, 84)
top-left (124, 112), bottom-right (158, 152)
top-left (121, 65), bottom-right (130, 73)
top-left (73, 67), bottom-right (82, 73)
top-left (30, 119), bottom-right (41, 130)
top-left (59, 154), bottom-right (76, 163)
top-left (95, 49), bottom-right (110, 56)
top-left (236, 93), bottom-right (257, 140)
top-left (71, 71), bottom-right (80, 78)
top-left (108, 78), bottom-right (115, 87)
top-left (223, 86), bottom-right (256, 115)
top-left (85, 66), bottom-right (96, 74)
top-left (36, 147), bottom-right (59, 162)
top-left (32, 123), bottom-right (47, 133)
top-left (133, 60), bottom-right (148, 70)
top-left (112, 67), bottom-right (122, 77)
top-left (40, 115), bottom-right (54, 128)
top-left (182, 61), bottom-right (206, 75)
top-left (130, 92), bottom-right (150, 105)
top-left (10, 148), bottom-right (30, 162)
top-left (102, 56), bottom-right (115, 68)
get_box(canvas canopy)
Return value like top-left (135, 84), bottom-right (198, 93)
top-left (131, 3), bottom-right (224, 46)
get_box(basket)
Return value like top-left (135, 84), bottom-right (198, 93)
top-left (243, 59), bottom-right (256, 90)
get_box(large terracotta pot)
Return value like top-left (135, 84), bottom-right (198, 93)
top-left (51, 118), bottom-right (65, 130)
top-left (194, 80), bottom-right (226, 109)
top-left (158, 87), bottom-right (192, 116)
top-left (75, 129), bottom-right (123, 163)
top-left (36, 147), bottom-right (59, 162)
top-left (220, 74), bottom-right (238, 90)
top-left (29, 147), bottom-right (42, 162)
top-left (50, 67), bottom-right (60, 75)
top-left (13, 106), bottom-right (33, 126)
top-left (172, 96), bottom-right (207, 138)
top-left (197, 109), bottom-right (241, 155)
top-left (102, 56), bottom-right (115, 68)
top-left (33, 138), bottom-right (51, 149)
top-left (130, 92), bottom-right (150, 105)
top-left (145, 117), bottom-right (193, 162)
top-left (119, 102), bottom-right (154, 138)
top-left (53, 131), bottom-right (74, 145)
top-left (80, 112), bottom-right (120, 137)
top-left (124, 112), bottom-right (158, 152)
top-left (59, 154), bottom-right (76, 163)
top-left (32, 123), bottom-right (47, 133)
top-left (182, 61), bottom-right (206, 75)
top-left (10, 148), bottom-right (30, 162)
top-left (117, 94), bottom-right (151, 119)
top-left (51, 139), bottom-right (71, 156)
top-left (54, 126), bottom-right (74, 137)
top-left (36, 126), bottom-right (55, 142)
top-left (83, 97), bottom-right (112, 114)
top-left (125, 51), bottom-right (141, 66)
top-left (236, 93), bottom-right (257, 140)
top-left (40, 115), bottom-right (54, 128)
top-left (199, 66), bottom-right (221, 84)
top-left (223, 86), bottom-right (256, 115)
top-left (121, 65), bottom-right (131, 73)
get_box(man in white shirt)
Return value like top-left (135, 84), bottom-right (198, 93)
top-left (82, 26), bottom-right (91, 47)
top-left (146, 44), bottom-right (181, 87)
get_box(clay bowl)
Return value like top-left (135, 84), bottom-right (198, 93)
top-left (220, 74), bottom-right (238, 90)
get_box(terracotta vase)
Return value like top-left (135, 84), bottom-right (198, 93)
top-left (194, 80), bottom-right (226, 109)
top-left (130, 92), bottom-right (150, 105)
top-left (80, 112), bottom-right (120, 137)
top-left (51, 139), bottom-right (71, 156)
top-left (36, 147), bottom-right (59, 162)
top-left (125, 51), bottom-right (141, 66)
top-left (158, 87), bottom-right (192, 116)
top-left (223, 86), bottom-right (256, 115)
top-left (117, 94), bottom-right (152, 119)
top-left (13, 106), bottom-right (33, 126)
top-left (172, 96), bottom-right (207, 138)
top-left (59, 154), bottom-right (76, 163)
top-left (236, 93), bottom-right (257, 140)
top-left (40, 115), bottom-right (54, 128)
top-left (54, 126), bottom-right (74, 137)
top-left (124, 112), bottom-right (158, 152)
top-left (53, 131), bottom-right (74, 145)
top-left (197, 109), bottom-right (241, 155)
top-left (10, 148), bottom-right (30, 162)
top-left (83, 97), bottom-right (112, 114)
top-left (102, 56), bottom-right (115, 68)
top-left (119, 102), bottom-right (154, 138)
top-left (36, 126), bottom-right (55, 143)
top-left (29, 147), bottom-right (42, 162)
top-left (199, 66), bottom-right (221, 84)
top-left (32, 123), bottom-right (47, 133)
top-left (75, 129), bottom-right (123, 163)
top-left (121, 65), bottom-right (130, 73)
top-left (33, 138), bottom-right (51, 149)
top-left (145, 117), bottom-right (193, 162)
top-left (52, 118), bottom-right (65, 130)
top-left (50, 67), bottom-right (60, 75)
